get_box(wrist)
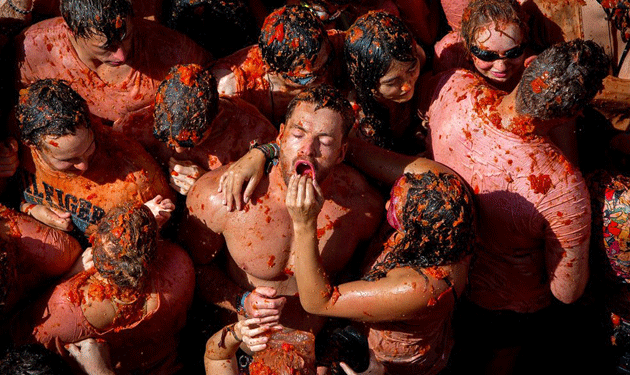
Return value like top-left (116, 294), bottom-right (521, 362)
top-left (293, 220), bottom-right (318, 232)
top-left (250, 140), bottom-right (279, 174)
top-left (7, 0), bottom-right (33, 15)
top-left (21, 202), bottom-right (36, 216)
top-left (236, 290), bottom-right (251, 316)
top-left (227, 323), bottom-right (242, 342)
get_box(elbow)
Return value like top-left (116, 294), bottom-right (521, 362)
top-left (551, 272), bottom-right (589, 304)
top-left (299, 299), bottom-right (326, 315)
top-left (298, 295), bottom-right (329, 316)
top-left (553, 287), bottom-right (585, 305)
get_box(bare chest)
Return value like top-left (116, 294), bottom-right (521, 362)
top-left (222, 198), bottom-right (354, 282)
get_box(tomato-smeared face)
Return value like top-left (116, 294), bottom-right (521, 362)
top-left (375, 52), bottom-right (421, 104)
top-left (471, 21), bottom-right (526, 89)
top-left (278, 101), bottom-right (347, 185)
top-left (37, 126), bottom-right (96, 176)
top-left (280, 40), bottom-right (332, 89)
top-left (72, 19), bottom-right (135, 67)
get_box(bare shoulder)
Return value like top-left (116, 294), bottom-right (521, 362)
top-left (81, 290), bottom-right (116, 331)
top-left (186, 166), bottom-right (229, 228)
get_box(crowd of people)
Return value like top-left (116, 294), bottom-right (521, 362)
top-left (1, 0), bottom-right (630, 374)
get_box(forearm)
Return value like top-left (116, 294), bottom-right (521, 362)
top-left (204, 326), bottom-right (240, 375)
top-left (346, 137), bottom-right (452, 185)
top-left (346, 138), bottom-right (414, 185)
top-left (548, 242), bottom-right (590, 304)
top-left (293, 222), bottom-right (334, 314)
top-left (204, 324), bottom-right (242, 360)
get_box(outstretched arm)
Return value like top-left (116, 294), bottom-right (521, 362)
top-left (345, 137), bottom-right (453, 186)
top-left (216, 138), bottom-right (453, 211)
top-left (286, 174), bottom-right (467, 322)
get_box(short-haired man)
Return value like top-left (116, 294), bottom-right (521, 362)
top-left (212, 5), bottom-right (343, 125)
top-left (14, 0), bottom-right (210, 124)
top-left (17, 79), bottom-right (174, 237)
top-left (181, 85), bottom-right (383, 362)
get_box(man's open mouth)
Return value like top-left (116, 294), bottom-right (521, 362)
top-left (294, 160), bottom-right (316, 180)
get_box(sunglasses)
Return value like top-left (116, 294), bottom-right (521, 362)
top-left (470, 44), bottom-right (527, 62)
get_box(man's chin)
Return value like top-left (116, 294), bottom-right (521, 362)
top-left (106, 60), bottom-right (126, 67)
top-left (60, 169), bottom-right (86, 177)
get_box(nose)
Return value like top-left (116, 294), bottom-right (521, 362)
top-left (494, 59), bottom-right (508, 71)
top-left (111, 46), bottom-right (127, 62)
top-left (298, 138), bottom-right (317, 157)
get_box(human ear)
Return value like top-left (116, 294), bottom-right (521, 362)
top-left (524, 55), bottom-right (537, 68)
top-left (337, 141), bottom-right (348, 164)
top-left (276, 123), bottom-right (286, 144)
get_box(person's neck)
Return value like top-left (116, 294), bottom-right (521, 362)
top-left (268, 166), bottom-right (288, 200)
top-left (496, 88), bottom-right (562, 137)
top-left (494, 89), bottom-right (536, 136)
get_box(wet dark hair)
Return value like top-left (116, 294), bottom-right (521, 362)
top-left (0, 344), bottom-right (73, 375)
top-left (460, 0), bottom-right (527, 53)
top-left (259, 5), bottom-right (328, 74)
top-left (166, 0), bottom-right (258, 58)
top-left (17, 79), bottom-right (91, 147)
top-left (516, 39), bottom-right (610, 120)
top-left (285, 84), bottom-right (354, 137)
top-left (92, 203), bottom-right (157, 290)
top-left (364, 171), bottom-right (475, 281)
top-left (60, 0), bottom-right (133, 47)
top-left (153, 64), bottom-right (219, 148)
top-left (344, 11), bottom-right (416, 150)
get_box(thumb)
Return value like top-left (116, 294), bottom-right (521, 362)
top-left (339, 362), bottom-right (356, 375)
top-left (254, 286), bottom-right (277, 298)
top-left (49, 206), bottom-right (72, 218)
top-left (65, 343), bottom-right (80, 357)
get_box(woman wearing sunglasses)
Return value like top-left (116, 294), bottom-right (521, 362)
top-left (434, 0), bottom-right (583, 165)
top-left (344, 11), bottom-right (428, 154)
top-left (434, 0), bottom-right (531, 93)
top-left (459, 0), bottom-right (530, 92)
